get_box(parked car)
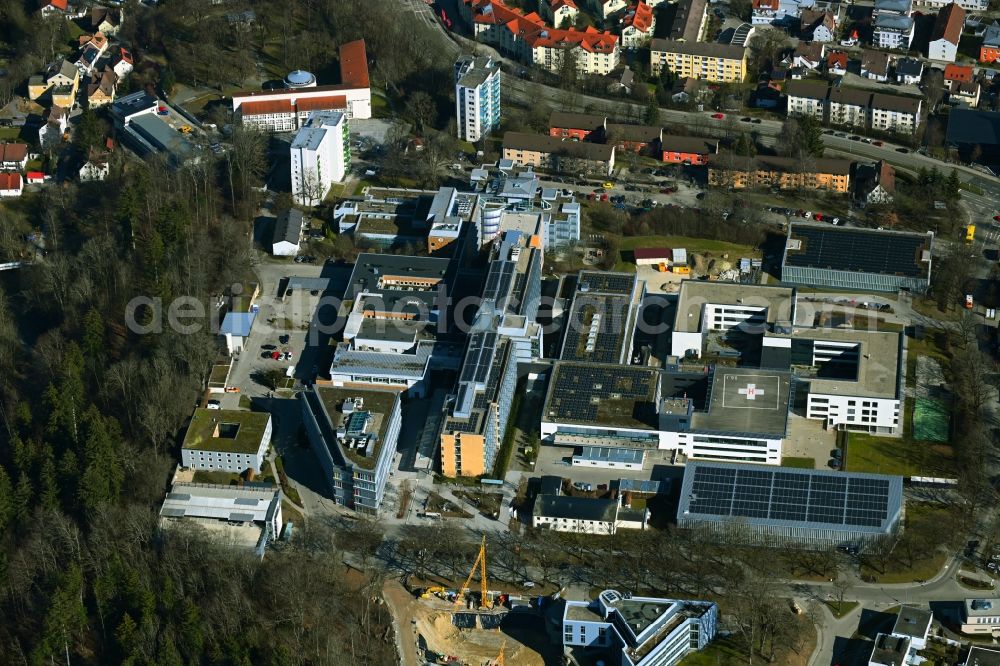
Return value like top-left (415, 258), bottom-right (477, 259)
top-left (711, 113), bottom-right (725, 119)
top-left (896, 147), bottom-right (910, 154)
top-left (849, 135), bottom-right (861, 141)
top-left (279, 334), bottom-right (290, 344)
top-left (741, 116), bottom-right (752, 123)
top-left (284, 351), bottom-right (293, 360)
top-left (206, 400), bottom-right (221, 410)
top-left (873, 140), bottom-right (884, 147)
top-left (262, 344), bottom-right (276, 350)
top-left (751, 118), bottom-right (762, 124)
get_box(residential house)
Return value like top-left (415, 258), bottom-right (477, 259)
top-left (79, 152), bottom-right (110, 181)
top-left (112, 48), bottom-right (134, 79)
top-left (829, 86), bottom-right (871, 127)
top-left (928, 2), bottom-right (964, 62)
top-left (785, 79), bottom-right (830, 119)
top-left (548, 0), bottom-right (579, 26)
top-left (791, 42), bottom-right (824, 70)
top-left (707, 153), bottom-right (853, 192)
top-left (861, 50), bottom-right (891, 81)
top-left (916, 0), bottom-right (985, 9)
top-left (76, 33), bottom-right (109, 75)
top-left (981, 22), bottom-right (1000, 63)
top-left (870, 92), bottom-right (922, 134)
top-left (605, 123), bottom-right (661, 153)
top-left (25, 172), bottom-right (44, 184)
top-left (661, 0), bottom-right (707, 42)
top-left (90, 6), bottom-right (123, 35)
top-left (0, 173), bottom-right (23, 198)
top-left (549, 111), bottom-right (607, 140)
top-left (86, 68), bottom-right (118, 108)
top-left (595, 0), bottom-right (628, 19)
top-left (661, 134), bottom-right (718, 164)
top-left (873, 0), bottom-right (915, 49)
top-left (466, 0), bottom-right (621, 75)
top-left (671, 77), bottom-right (701, 103)
top-left (502, 131), bottom-right (616, 175)
top-left (944, 63), bottom-right (974, 84)
top-left (37, 105), bottom-right (68, 148)
top-left (649, 40), bottom-right (748, 83)
top-left (752, 0), bottom-right (779, 25)
top-left (45, 60), bottom-right (80, 109)
top-left (606, 66), bottom-right (634, 94)
top-left (38, 0), bottom-right (67, 16)
top-left (895, 57), bottom-right (924, 84)
top-left (753, 85), bottom-right (782, 108)
top-left (620, 2), bottom-right (656, 49)
top-left (950, 78), bottom-right (981, 105)
top-left (854, 160), bottom-right (896, 205)
top-left (533, 494), bottom-right (647, 534)
top-left (0, 143), bottom-right (29, 170)
top-left (827, 49), bottom-right (849, 75)
top-left (271, 208), bottom-right (304, 256)
top-left (766, 67), bottom-right (788, 90)
top-left (801, 9), bottom-right (837, 42)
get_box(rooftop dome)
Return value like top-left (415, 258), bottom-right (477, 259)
top-left (284, 70), bottom-right (316, 88)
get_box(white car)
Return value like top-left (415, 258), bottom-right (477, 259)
top-left (803, 211), bottom-right (813, 220)
top-left (206, 400), bottom-right (221, 410)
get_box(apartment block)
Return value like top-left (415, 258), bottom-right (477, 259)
top-left (290, 110), bottom-right (348, 206)
top-left (455, 54), bottom-right (501, 142)
top-left (649, 39), bottom-right (747, 83)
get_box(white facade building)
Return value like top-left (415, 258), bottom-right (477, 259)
top-left (180, 408), bottom-right (272, 474)
top-left (562, 590), bottom-right (718, 666)
top-left (454, 55), bottom-right (501, 142)
top-left (533, 495), bottom-right (647, 534)
top-left (290, 110), bottom-right (348, 206)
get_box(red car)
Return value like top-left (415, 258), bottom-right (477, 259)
top-left (814, 213), bottom-right (824, 222)
top-left (711, 113), bottom-right (725, 119)
top-left (600, 193), bottom-right (609, 201)
top-left (271, 351), bottom-right (281, 360)
top-left (873, 140), bottom-right (884, 147)
top-left (993, 215), bottom-right (1000, 222)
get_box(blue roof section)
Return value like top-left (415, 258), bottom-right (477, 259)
top-left (221, 312), bottom-right (256, 336)
top-left (575, 446), bottom-right (645, 464)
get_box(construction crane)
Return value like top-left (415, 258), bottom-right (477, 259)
top-left (456, 535), bottom-right (491, 609)
top-left (490, 640), bottom-right (506, 666)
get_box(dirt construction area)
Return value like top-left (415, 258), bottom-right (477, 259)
top-left (382, 580), bottom-right (550, 666)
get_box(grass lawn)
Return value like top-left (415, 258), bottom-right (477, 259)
top-left (781, 456), bottom-right (816, 469)
top-left (0, 127), bottom-right (23, 141)
top-left (193, 470), bottom-right (241, 485)
top-left (825, 600), bottom-right (860, 619)
top-left (846, 430), bottom-right (956, 478)
top-left (679, 636), bottom-right (747, 665)
top-left (860, 503), bottom-right (955, 584)
top-left (619, 234), bottom-right (760, 256)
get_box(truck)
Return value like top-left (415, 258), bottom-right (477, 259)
top-left (966, 224), bottom-right (976, 243)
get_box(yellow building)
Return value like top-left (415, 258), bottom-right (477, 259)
top-left (440, 433), bottom-right (487, 478)
top-left (649, 39), bottom-right (747, 83)
top-left (707, 154), bottom-right (852, 192)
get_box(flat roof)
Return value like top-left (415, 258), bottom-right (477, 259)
top-left (182, 409), bottom-right (270, 453)
top-left (330, 342), bottom-right (431, 378)
top-left (778, 328), bottom-right (902, 399)
top-left (691, 367), bottom-right (791, 437)
top-left (965, 647), bottom-right (1000, 666)
top-left (344, 253), bottom-right (451, 301)
top-left (565, 601), bottom-right (605, 622)
top-left (674, 280), bottom-right (796, 333)
top-left (314, 386), bottom-right (399, 470)
top-left (575, 446), bottom-right (645, 464)
top-left (560, 271), bottom-right (641, 364)
top-left (870, 633), bottom-right (910, 666)
top-left (160, 483), bottom-right (279, 523)
top-left (784, 223), bottom-right (932, 278)
top-left (966, 598), bottom-right (1000, 617)
top-left (544, 362), bottom-right (660, 430)
top-left (536, 494), bottom-right (617, 522)
top-left (893, 606), bottom-right (932, 640)
top-left (678, 461), bottom-right (904, 534)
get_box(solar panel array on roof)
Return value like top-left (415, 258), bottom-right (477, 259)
top-left (686, 465), bottom-right (893, 528)
top-left (577, 271), bottom-right (635, 295)
top-left (561, 294), bottom-right (631, 363)
top-left (547, 364), bottom-right (655, 423)
top-left (483, 260), bottom-right (515, 304)
top-left (459, 331), bottom-right (498, 384)
top-left (785, 226), bottom-right (928, 277)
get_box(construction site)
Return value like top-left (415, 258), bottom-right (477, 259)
top-left (397, 536), bottom-right (560, 666)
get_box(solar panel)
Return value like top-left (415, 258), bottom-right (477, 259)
top-left (786, 225), bottom-right (928, 277)
top-left (683, 463), bottom-right (898, 529)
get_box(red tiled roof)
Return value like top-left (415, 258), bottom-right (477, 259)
top-left (624, 2), bottom-right (654, 32)
top-left (0, 143), bottom-right (28, 163)
top-left (240, 99), bottom-right (294, 116)
top-left (40, 0), bottom-right (67, 11)
top-left (753, 0), bottom-right (779, 10)
top-left (0, 173), bottom-right (22, 191)
top-left (471, 0), bottom-right (618, 53)
top-left (944, 63), bottom-right (973, 82)
top-left (26, 171), bottom-right (44, 180)
top-left (339, 40), bottom-right (369, 89)
top-left (932, 2), bottom-right (965, 46)
top-left (295, 95), bottom-right (347, 112)
top-left (827, 50), bottom-right (848, 68)
top-left (879, 161), bottom-right (895, 194)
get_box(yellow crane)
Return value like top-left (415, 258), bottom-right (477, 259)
top-left (490, 640), bottom-right (506, 666)
top-left (456, 535), bottom-right (491, 609)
